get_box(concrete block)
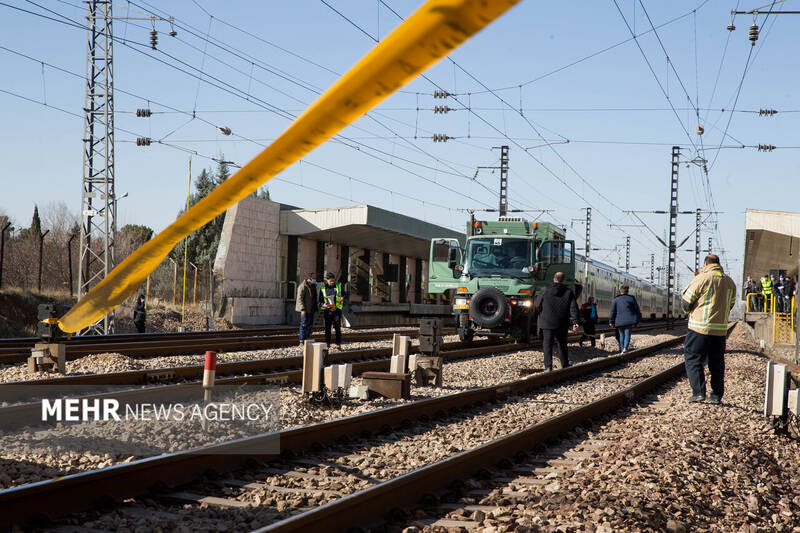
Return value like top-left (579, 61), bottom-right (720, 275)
top-left (390, 354), bottom-right (407, 374)
top-left (764, 361), bottom-right (788, 416)
top-left (337, 363), bottom-right (352, 389)
top-left (789, 388), bottom-right (800, 416)
top-left (324, 365), bottom-right (340, 390)
top-left (302, 342), bottom-right (326, 393)
top-left (348, 384), bottom-right (370, 400)
top-left (392, 334), bottom-right (411, 357)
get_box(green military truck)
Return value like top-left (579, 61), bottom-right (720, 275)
top-left (428, 217), bottom-right (576, 343)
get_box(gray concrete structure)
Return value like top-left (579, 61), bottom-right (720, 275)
top-left (214, 196), bottom-right (284, 325)
top-left (744, 208), bottom-right (800, 283)
top-left (280, 205), bottom-right (463, 259)
top-left (214, 199), bottom-right (463, 326)
top-left (742, 209), bottom-right (800, 352)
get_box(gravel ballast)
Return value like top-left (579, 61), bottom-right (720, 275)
top-left (0, 329), bottom-right (682, 490)
top-left (406, 323), bottom-right (800, 532)
top-left (50, 346), bottom-right (685, 531)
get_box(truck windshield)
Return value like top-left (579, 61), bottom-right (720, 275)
top-left (466, 238), bottom-right (532, 277)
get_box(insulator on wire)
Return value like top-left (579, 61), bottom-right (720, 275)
top-left (433, 105), bottom-right (453, 114)
top-left (758, 108), bottom-right (778, 116)
top-left (218, 126), bottom-right (232, 136)
top-left (150, 29), bottom-right (158, 50)
top-left (136, 137), bottom-right (152, 146)
top-left (756, 144), bottom-right (776, 152)
top-left (748, 24), bottom-right (759, 45)
top-left (695, 124), bottom-right (704, 135)
top-left (726, 23), bottom-right (736, 31)
top-left (432, 90), bottom-right (450, 99)
top-left (135, 108), bottom-right (152, 118)
top-left (432, 134), bottom-right (450, 142)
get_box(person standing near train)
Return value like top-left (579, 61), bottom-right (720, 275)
top-left (608, 285), bottom-right (641, 354)
top-left (681, 254), bottom-right (736, 404)
top-left (578, 296), bottom-right (598, 348)
top-left (534, 271), bottom-right (579, 371)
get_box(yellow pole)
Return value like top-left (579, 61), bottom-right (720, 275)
top-left (182, 158), bottom-right (191, 323)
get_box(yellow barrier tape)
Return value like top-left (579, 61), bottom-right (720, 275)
top-left (58, 0), bottom-right (519, 333)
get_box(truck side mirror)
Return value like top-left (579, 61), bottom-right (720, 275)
top-left (447, 247), bottom-right (459, 268)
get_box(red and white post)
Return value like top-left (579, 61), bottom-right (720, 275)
top-left (203, 350), bottom-right (216, 402)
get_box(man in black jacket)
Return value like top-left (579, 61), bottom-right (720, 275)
top-left (133, 294), bottom-right (146, 333)
top-left (534, 272), bottom-right (579, 371)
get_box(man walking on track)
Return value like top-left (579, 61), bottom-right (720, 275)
top-left (534, 271), bottom-right (579, 372)
top-left (681, 254), bottom-right (736, 405)
top-left (609, 285), bottom-right (641, 354)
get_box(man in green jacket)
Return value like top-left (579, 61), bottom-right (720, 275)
top-left (681, 254), bottom-right (736, 404)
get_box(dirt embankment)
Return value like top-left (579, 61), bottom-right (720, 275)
top-left (0, 290), bottom-right (76, 337)
top-left (0, 290), bottom-right (232, 338)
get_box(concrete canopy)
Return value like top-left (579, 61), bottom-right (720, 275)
top-left (280, 205), bottom-right (464, 258)
top-left (744, 209), bottom-right (800, 282)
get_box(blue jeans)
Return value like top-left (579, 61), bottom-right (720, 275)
top-left (617, 326), bottom-right (632, 351)
top-left (684, 329), bottom-right (726, 398)
top-left (299, 312), bottom-right (315, 342)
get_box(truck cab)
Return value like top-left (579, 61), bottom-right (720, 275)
top-left (429, 217), bottom-right (576, 343)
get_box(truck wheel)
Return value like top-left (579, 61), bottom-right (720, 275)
top-left (469, 287), bottom-right (508, 328)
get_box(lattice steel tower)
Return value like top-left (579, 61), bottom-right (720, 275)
top-left (78, 0), bottom-right (116, 334)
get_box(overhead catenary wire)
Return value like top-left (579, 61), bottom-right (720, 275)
top-left (0, 5), bottom-right (502, 212)
top-left (375, 0), bottom-right (664, 262)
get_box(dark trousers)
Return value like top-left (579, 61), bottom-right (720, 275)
top-left (134, 321), bottom-right (145, 333)
top-left (299, 312), bottom-right (315, 342)
top-left (542, 327), bottom-right (569, 370)
top-left (580, 321), bottom-right (596, 347)
top-left (684, 329), bottom-right (726, 398)
top-left (323, 309), bottom-right (342, 346)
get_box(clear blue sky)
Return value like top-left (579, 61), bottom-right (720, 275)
top-left (1, 0), bottom-right (798, 288)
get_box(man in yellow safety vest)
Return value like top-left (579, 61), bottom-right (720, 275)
top-left (761, 274), bottom-right (773, 312)
top-left (681, 254), bottom-right (736, 405)
top-left (319, 272), bottom-right (347, 350)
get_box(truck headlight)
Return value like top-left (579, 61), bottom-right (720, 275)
top-left (521, 299), bottom-right (532, 308)
top-left (455, 298), bottom-right (468, 306)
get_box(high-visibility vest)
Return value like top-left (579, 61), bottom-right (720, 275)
top-left (761, 278), bottom-right (773, 295)
top-left (321, 284), bottom-right (344, 310)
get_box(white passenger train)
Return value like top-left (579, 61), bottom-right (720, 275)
top-left (574, 254), bottom-right (685, 321)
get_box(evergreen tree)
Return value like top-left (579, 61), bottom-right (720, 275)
top-left (18, 205), bottom-right (42, 239)
top-left (253, 186), bottom-right (270, 200)
top-left (119, 224), bottom-right (154, 246)
top-left (170, 159), bottom-right (230, 267)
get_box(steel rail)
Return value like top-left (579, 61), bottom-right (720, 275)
top-left (0, 321), bottom-right (675, 391)
top-left (0, 320), bottom-right (677, 367)
top-left (257, 324), bottom-right (733, 533)
top-left (0, 324), bottom-right (393, 350)
top-left (0, 339), bottom-right (511, 429)
top-left (0, 328), bottom-right (452, 365)
top-left (0, 334), bottom-right (686, 527)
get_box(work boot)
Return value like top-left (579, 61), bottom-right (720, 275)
top-left (687, 393), bottom-right (705, 403)
top-left (544, 366), bottom-right (552, 373)
top-left (707, 394), bottom-right (721, 405)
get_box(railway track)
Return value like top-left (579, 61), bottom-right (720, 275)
top-left (0, 328), bottom-right (693, 529)
top-left (0, 320), bottom-right (678, 367)
top-left (0, 322), bottom-right (677, 412)
top-left (0, 326), bottom-right (452, 365)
